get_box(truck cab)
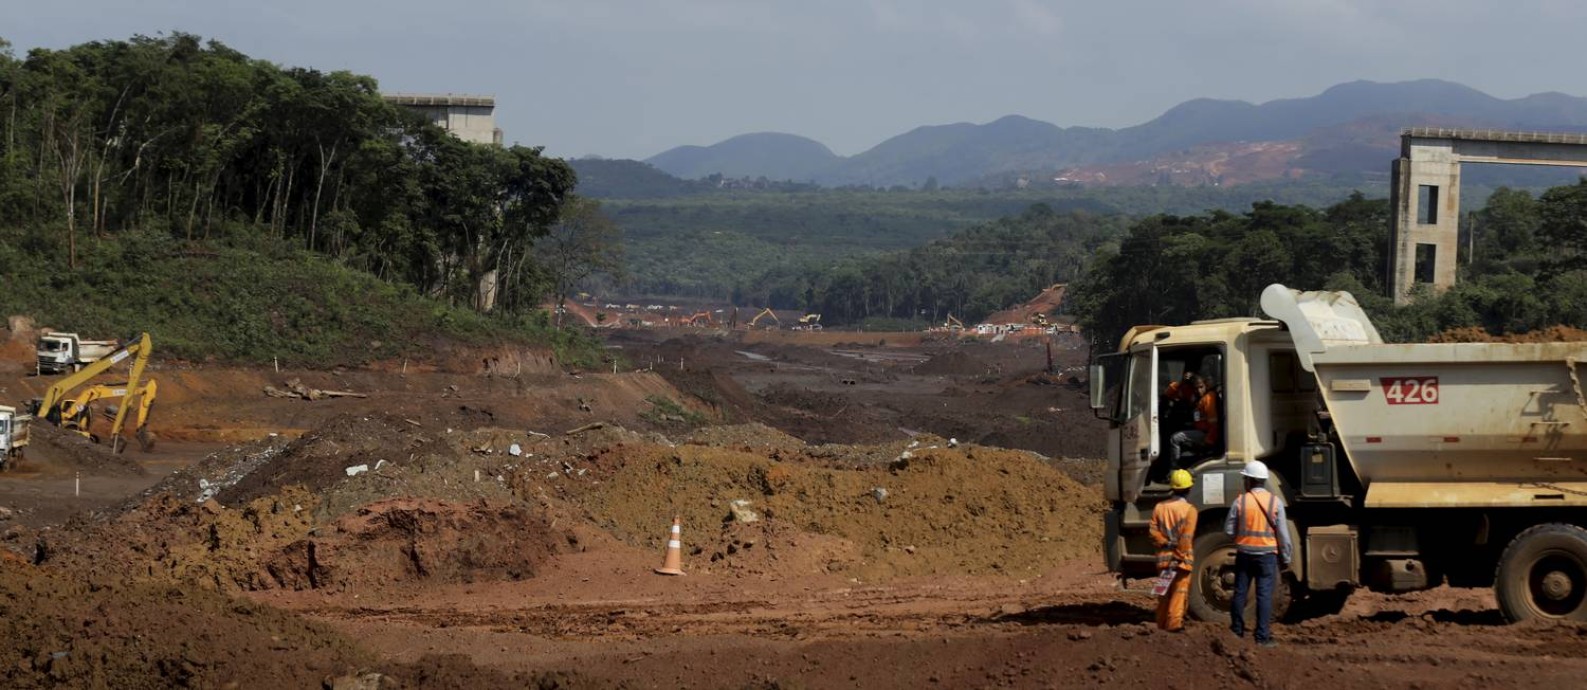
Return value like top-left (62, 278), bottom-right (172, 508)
top-left (0, 405), bottom-right (30, 469)
top-left (1093, 317), bottom-right (1328, 621)
top-left (36, 332), bottom-right (119, 375)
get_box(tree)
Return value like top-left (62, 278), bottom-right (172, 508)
top-left (536, 197), bottom-right (623, 327)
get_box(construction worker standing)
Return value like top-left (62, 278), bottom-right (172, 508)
top-left (1149, 469), bottom-right (1198, 631)
top-left (1223, 460), bottom-right (1292, 648)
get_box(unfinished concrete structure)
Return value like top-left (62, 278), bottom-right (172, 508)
top-left (1390, 128), bottom-right (1587, 303)
top-left (383, 93), bottom-right (502, 146)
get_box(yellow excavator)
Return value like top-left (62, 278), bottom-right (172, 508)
top-left (29, 332), bottom-right (156, 454)
top-left (944, 314), bottom-right (965, 331)
top-left (796, 314), bottom-right (822, 330)
top-left (55, 380), bottom-right (158, 450)
top-left (749, 307), bottom-right (780, 329)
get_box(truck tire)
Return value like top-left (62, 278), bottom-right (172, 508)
top-left (1495, 523), bottom-right (1587, 622)
top-left (1188, 531), bottom-right (1292, 624)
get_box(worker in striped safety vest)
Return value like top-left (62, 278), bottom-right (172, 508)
top-left (1222, 460), bottom-right (1293, 648)
top-left (1148, 469), bottom-right (1198, 631)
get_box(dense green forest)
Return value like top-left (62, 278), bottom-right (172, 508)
top-left (575, 158), bottom-right (1569, 303)
top-left (599, 181), bottom-right (1380, 299)
top-left (0, 34), bottom-right (618, 364)
top-left (1071, 183), bottom-right (1587, 347)
top-left (735, 204), bottom-right (1128, 326)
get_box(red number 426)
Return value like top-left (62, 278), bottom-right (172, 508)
top-left (1381, 377), bottom-right (1439, 405)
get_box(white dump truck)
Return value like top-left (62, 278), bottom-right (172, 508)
top-left (0, 404), bottom-right (29, 469)
top-left (1094, 284), bottom-right (1587, 622)
top-left (36, 332), bottom-right (119, 375)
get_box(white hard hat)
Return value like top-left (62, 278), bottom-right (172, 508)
top-left (1241, 460), bottom-right (1270, 481)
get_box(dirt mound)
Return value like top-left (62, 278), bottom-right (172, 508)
top-left (909, 349), bottom-right (984, 376)
top-left (1432, 325), bottom-right (1587, 343)
top-left (0, 559), bottom-right (614, 689)
top-left (265, 498), bottom-right (569, 590)
top-left (522, 438), bottom-right (1106, 581)
top-left (0, 560), bottom-right (374, 689)
top-left (30, 415), bottom-right (592, 594)
top-left (684, 423), bottom-right (808, 452)
top-left (14, 422), bottom-right (147, 477)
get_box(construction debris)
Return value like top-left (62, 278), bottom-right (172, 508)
top-left (262, 378), bottom-right (368, 401)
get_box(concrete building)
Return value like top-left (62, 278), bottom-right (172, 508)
top-left (1389, 128), bottom-right (1587, 303)
top-left (383, 93), bottom-right (502, 146)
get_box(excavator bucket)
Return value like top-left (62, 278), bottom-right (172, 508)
top-left (137, 427), bottom-right (155, 453)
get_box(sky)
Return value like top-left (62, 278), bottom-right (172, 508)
top-left (6, 1), bottom-right (1587, 160)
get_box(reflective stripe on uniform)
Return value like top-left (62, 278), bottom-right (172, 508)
top-left (1234, 492), bottom-right (1277, 552)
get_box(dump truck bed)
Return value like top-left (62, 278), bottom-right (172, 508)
top-left (1313, 343), bottom-right (1587, 485)
top-left (1260, 284), bottom-right (1587, 504)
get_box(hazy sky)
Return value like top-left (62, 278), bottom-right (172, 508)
top-left (7, 1), bottom-right (1586, 159)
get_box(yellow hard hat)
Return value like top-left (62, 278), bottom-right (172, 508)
top-left (1169, 469), bottom-right (1194, 490)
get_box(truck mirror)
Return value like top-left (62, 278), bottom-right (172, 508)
top-left (1089, 364), bottom-right (1106, 410)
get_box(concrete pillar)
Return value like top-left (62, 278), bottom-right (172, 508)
top-left (1389, 139), bottom-right (1461, 304)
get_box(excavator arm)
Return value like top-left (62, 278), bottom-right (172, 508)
top-left (34, 332), bottom-right (154, 453)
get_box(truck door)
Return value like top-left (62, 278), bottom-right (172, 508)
top-left (1120, 344), bottom-right (1159, 503)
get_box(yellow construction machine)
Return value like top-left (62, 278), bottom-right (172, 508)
top-left (796, 313), bottom-right (822, 330)
top-left (55, 380), bottom-right (158, 450)
top-left (944, 314), bottom-right (965, 331)
top-left (29, 332), bottom-right (157, 453)
top-left (749, 307), bottom-right (780, 329)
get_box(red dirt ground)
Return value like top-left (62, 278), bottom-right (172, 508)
top-left (2, 327), bottom-right (1586, 688)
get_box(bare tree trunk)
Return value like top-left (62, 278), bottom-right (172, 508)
top-left (310, 139), bottom-right (336, 252)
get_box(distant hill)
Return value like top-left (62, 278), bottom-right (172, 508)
top-left (644, 132), bottom-right (839, 181)
top-left (568, 158), bottom-right (705, 198)
top-left (642, 80), bottom-right (1587, 188)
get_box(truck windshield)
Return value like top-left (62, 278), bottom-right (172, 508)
top-left (42, 340), bottom-right (66, 351)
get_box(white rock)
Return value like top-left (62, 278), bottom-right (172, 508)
top-left (508, 443), bottom-right (523, 456)
top-left (345, 464), bottom-right (369, 477)
top-left (728, 499), bottom-right (760, 523)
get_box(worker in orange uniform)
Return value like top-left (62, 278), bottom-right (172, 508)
top-left (1149, 469), bottom-right (1198, 631)
top-left (1168, 375), bottom-right (1219, 469)
top-left (1224, 460), bottom-right (1292, 648)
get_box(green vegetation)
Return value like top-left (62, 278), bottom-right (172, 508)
top-left (0, 227), bottom-right (600, 366)
top-left (640, 395), bottom-right (706, 426)
top-left (1072, 183), bottom-right (1587, 347)
top-left (0, 33), bottom-right (615, 366)
top-left (603, 181), bottom-right (1375, 300)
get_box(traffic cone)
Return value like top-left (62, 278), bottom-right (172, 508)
top-left (654, 516), bottom-right (686, 576)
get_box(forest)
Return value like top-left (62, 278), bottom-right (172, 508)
top-left (1071, 184), bottom-right (1587, 347)
top-left (0, 33), bottom-right (593, 315)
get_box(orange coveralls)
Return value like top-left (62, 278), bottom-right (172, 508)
top-left (1149, 496), bottom-right (1198, 631)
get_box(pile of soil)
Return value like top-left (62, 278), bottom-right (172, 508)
top-left (0, 559), bottom-right (613, 689)
top-left (15, 423), bottom-right (147, 477)
top-left (265, 498), bottom-right (569, 591)
top-left (0, 560), bottom-right (373, 688)
top-left (29, 415), bottom-right (583, 593)
top-left (909, 350), bottom-right (983, 376)
top-left (522, 436), bottom-right (1106, 581)
top-left (1432, 325), bottom-right (1587, 343)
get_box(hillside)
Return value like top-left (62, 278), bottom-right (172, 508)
top-left (645, 132), bottom-right (840, 181)
top-left (0, 229), bottom-right (601, 368)
top-left (644, 79), bottom-right (1587, 187)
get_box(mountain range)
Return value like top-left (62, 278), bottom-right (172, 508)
top-left (636, 80), bottom-right (1587, 188)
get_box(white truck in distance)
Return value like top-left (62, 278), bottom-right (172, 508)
top-left (1094, 284), bottom-right (1587, 623)
top-left (36, 332), bottom-right (119, 375)
top-left (0, 405), bottom-right (29, 469)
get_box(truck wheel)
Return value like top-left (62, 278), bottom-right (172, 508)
top-left (1188, 531), bottom-right (1292, 624)
top-left (1495, 523), bottom-right (1587, 622)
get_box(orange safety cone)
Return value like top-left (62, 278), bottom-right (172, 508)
top-left (654, 516), bottom-right (686, 576)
